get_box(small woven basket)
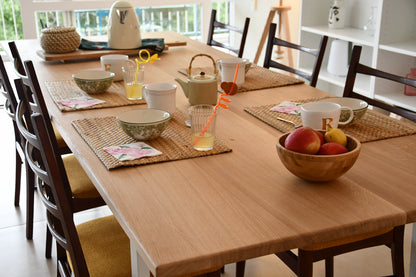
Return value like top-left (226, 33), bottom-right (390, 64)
top-left (40, 26), bottom-right (81, 54)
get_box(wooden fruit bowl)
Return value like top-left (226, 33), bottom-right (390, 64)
top-left (276, 132), bottom-right (361, 182)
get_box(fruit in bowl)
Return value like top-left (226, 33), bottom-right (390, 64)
top-left (276, 127), bottom-right (361, 182)
top-left (318, 97), bottom-right (368, 123)
top-left (73, 70), bottom-right (115, 94)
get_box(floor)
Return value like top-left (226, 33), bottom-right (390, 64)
top-left (0, 100), bottom-right (413, 277)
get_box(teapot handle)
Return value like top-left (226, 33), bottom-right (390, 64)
top-left (187, 53), bottom-right (218, 76)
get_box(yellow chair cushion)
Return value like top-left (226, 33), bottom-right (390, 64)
top-left (62, 154), bottom-right (100, 199)
top-left (52, 122), bottom-right (67, 149)
top-left (69, 215), bottom-right (131, 277)
top-left (302, 228), bottom-right (393, 251)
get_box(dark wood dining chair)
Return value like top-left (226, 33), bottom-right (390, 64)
top-left (263, 23), bottom-right (328, 87)
top-left (15, 99), bottom-right (132, 276)
top-left (0, 55), bottom-right (29, 212)
top-left (343, 45), bottom-right (416, 123)
top-left (207, 9), bottom-right (250, 58)
top-left (14, 60), bottom-right (106, 258)
top-left (8, 41), bottom-right (70, 155)
top-left (236, 225), bottom-right (405, 277)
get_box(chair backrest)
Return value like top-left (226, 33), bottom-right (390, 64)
top-left (263, 23), bottom-right (328, 87)
top-left (8, 41), bottom-right (26, 77)
top-left (0, 55), bottom-right (23, 144)
top-left (15, 86), bottom-right (90, 277)
top-left (343, 45), bottom-right (416, 123)
top-left (207, 9), bottom-right (250, 58)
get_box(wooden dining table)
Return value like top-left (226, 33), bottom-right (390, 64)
top-left (7, 31), bottom-right (416, 277)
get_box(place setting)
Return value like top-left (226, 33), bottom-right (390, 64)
top-left (245, 97), bottom-right (416, 143)
top-left (176, 54), bottom-right (304, 95)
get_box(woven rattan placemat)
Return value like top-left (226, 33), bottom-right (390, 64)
top-left (72, 111), bottom-right (232, 170)
top-left (45, 80), bottom-right (146, 112)
top-left (179, 65), bottom-right (304, 93)
top-left (244, 99), bottom-right (416, 143)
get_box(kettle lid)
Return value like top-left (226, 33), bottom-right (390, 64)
top-left (190, 71), bottom-right (216, 82)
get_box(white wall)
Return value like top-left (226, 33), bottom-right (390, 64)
top-left (233, 0), bottom-right (300, 65)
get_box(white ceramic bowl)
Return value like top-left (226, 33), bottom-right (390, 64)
top-left (117, 108), bottom-right (171, 140)
top-left (318, 97), bottom-right (368, 123)
top-left (73, 70), bottom-right (115, 94)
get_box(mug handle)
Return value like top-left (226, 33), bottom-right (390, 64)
top-left (142, 85), bottom-right (148, 101)
top-left (338, 106), bottom-right (354, 125)
top-left (123, 59), bottom-right (136, 69)
top-left (216, 59), bottom-right (222, 73)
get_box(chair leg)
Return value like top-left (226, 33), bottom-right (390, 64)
top-left (14, 149), bottom-right (22, 207)
top-left (391, 225), bottom-right (405, 277)
top-left (325, 257), bottom-right (334, 277)
top-left (236, 261), bottom-right (246, 277)
top-left (298, 249), bottom-right (313, 277)
top-left (45, 227), bottom-right (53, 258)
top-left (26, 167), bottom-right (34, 240)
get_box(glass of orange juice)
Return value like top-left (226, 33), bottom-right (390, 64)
top-left (122, 63), bottom-right (144, 100)
top-left (189, 105), bottom-right (216, 151)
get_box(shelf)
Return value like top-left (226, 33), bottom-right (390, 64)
top-left (301, 25), bottom-right (376, 47)
top-left (379, 39), bottom-right (416, 57)
top-left (299, 67), bottom-right (372, 97)
top-left (375, 92), bottom-right (416, 113)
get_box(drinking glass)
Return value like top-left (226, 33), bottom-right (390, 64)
top-left (122, 64), bottom-right (144, 100)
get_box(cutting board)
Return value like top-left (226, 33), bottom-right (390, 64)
top-left (36, 41), bottom-right (186, 62)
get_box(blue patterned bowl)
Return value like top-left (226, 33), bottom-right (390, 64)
top-left (117, 109), bottom-right (171, 141)
top-left (73, 70), bottom-right (114, 94)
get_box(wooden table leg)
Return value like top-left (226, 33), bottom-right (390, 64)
top-left (131, 241), bottom-right (151, 277)
top-left (410, 224), bottom-right (416, 277)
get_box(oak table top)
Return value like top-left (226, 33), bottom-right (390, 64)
top-left (7, 32), bottom-right (415, 277)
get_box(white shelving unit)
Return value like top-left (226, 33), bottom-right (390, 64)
top-left (298, 0), bottom-right (416, 112)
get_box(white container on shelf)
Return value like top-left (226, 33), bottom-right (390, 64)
top-left (327, 39), bottom-right (349, 76)
top-left (328, 0), bottom-right (346, 29)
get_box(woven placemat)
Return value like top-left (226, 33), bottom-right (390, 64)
top-left (72, 111), bottom-right (232, 170)
top-left (45, 80), bottom-right (146, 112)
top-left (244, 99), bottom-right (416, 143)
top-left (179, 65), bottom-right (304, 93)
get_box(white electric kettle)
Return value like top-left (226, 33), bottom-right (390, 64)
top-left (108, 1), bottom-right (142, 49)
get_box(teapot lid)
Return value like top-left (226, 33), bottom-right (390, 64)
top-left (190, 71), bottom-right (216, 82)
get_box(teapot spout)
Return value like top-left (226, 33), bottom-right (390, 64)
top-left (174, 78), bottom-right (189, 98)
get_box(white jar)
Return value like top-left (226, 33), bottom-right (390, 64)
top-left (328, 0), bottom-right (346, 29)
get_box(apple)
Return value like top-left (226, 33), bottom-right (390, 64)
top-left (318, 142), bottom-right (348, 155)
top-left (285, 126), bottom-right (321, 154)
top-left (314, 130), bottom-right (325, 146)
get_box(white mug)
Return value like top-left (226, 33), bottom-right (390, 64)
top-left (100, 54), bottom-right (135, 81)
top-left (301, 101), bottom-right (353, 130)
top-left (143, 83), bottom-right (177, 115)
top-left (216, 58), bottom-right (249, 87)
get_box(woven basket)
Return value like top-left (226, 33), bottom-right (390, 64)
top-left (40, 26), bottom-right (81, 54)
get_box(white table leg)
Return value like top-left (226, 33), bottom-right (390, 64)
top-left (131, 241), bottom-right (150, 277)
top-left (410, 223), bottom-right (416, 277)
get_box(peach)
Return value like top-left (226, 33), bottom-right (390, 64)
top-left (284, 126), bottom-right (321, 154)
top-left (318, 142), bottom-right (348, 155)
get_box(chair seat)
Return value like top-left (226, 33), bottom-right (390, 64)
top-left (302, 228), bottom-right (393, 251)
top-left (52, 121), bottom-right (67, 149)
top-left (72, 215), bottom-right (131, 277)
top-left (63, 155), bottom-right (101, 199)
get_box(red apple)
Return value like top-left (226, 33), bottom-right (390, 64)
top-left (318, 142), bottom-right (348, 155)
top-left (313, 130), bottom-right (325, 146)
top-left (285, 126), bottom-right (321, 154)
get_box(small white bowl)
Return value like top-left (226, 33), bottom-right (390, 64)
top-left (73, 70), bottom-right (114, 94)
top-left (117, 108), bottom-right (171, 140)
top-left (318, 97), bottom-right (368, 122)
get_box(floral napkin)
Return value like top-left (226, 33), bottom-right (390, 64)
top-left (270, 101), bottom-right (302, 115)
top-left (103, 142), bottom-right (162, 161)
top-left (58, 96), bottom-right (105, 109)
